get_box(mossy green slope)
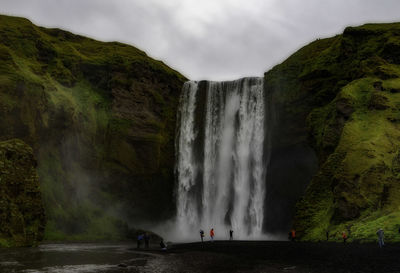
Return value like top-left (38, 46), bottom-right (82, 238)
top-left (265, 23), bottom-right (400, 241)
top-left (0, 139), bottom-right (45, 246)
top-left (0, 15), bottom-right (186, 241)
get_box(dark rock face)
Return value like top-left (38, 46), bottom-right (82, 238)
top-left (0, 139), bottom-right (45, 246)
top-left (0, 15), bottom-right (186, 240)
top-left (265, 22), bottom-right (400, 241)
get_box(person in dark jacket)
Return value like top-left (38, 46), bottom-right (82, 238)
top-left (144, 233), bottom-right (150, 248)
top-left (137, 234), bottom-right (144, 249)
top-left (200, 230), bottom-right (205, 242)
top-left (377, 228), bottom-right (384, 248)
top-left (229, 229), bottom-right (233, 240)
top-left (160, 239), bottom-right (167, 251)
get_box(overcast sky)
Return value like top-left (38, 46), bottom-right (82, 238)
top-left (2, 0), bottom-right (400, 80)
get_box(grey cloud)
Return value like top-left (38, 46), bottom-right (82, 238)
top-left (1, 0), bottom-right (400, 80)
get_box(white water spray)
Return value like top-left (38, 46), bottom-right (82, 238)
top-left (174, 78), bottom-right (268, 241)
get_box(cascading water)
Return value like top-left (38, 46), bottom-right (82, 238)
top-left (175, 77), bottom-right (269, 240)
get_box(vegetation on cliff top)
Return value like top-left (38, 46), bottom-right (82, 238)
top-left (0, 14), bottom-right (186, 242)
top-left (266, 22), bottom-right (400, 241)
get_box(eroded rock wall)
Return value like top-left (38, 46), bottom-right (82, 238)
top-left (265, 23), bottom-right (400, 241)
top-left (0, 139), bottom-right (45, 246)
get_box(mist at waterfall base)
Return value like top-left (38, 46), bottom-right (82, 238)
top-left (163, 77), bottom-right (279, 242)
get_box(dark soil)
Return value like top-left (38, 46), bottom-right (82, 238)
top-left (154, 240), bottom-right (400, 273)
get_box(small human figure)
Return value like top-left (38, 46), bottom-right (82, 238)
top-left (144, 233), bottom-right (150, 248)
top-left (229, 229), bottom-right (233, 240)
top-left (377, 228), bottom-right (384, 248)
top-left (210, 228), bottom-right (215, 242)
top-left (326, 230), bottom-right (329, 241)
top-left (137, 234), bottom-right (144, 249)
top-left (200, 230), bottom-right (205, 242)
top-left (160, 239), bottom-right (167, 251)
top-left (290, 229), bottom-right (296, 242)
top-left (342, 231), bottom-right (347, 244)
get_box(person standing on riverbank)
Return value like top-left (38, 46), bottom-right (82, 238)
top-left (200, 230), bottom-right (205, 242)
top-left (229, 229), bottom-right (233, 240)
top-left (290, 229), bottom-right (296, 242)
top-left (160, 239), bottom-right (167, 251)
top-left (377, 228), bottom-right (384, 248)
top-left (144, 233), bottom-right (150, 248)
top-left (210, 228), bottom-right (215, 242)
top-left (342, 231), bottom-right (347, 244)
top-left (137, 234), bottom-right (144, 249)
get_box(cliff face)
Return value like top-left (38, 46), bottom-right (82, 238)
top-left (265, 23), bottom-right (400, 241)
top-left (0, 15), bottom-right (186, 240)
top-left (3, 13), bottom-right (400, 243)
top-left (0, 139), bottom-right (45, 246)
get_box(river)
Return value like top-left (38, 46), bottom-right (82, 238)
top-left (0, 243), bottom-right (165, 273)
top-left (2, 241), bottom-right (399, 273)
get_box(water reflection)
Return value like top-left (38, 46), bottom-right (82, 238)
top-left (0, 244), bottom-right (146, 273)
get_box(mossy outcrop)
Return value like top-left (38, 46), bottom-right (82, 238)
top-left (0, 139), bottom-right (45, 246)
top-left (265, 23), bottom-right (400, 241)
top-left (0, 15), bottom-right (186, 241)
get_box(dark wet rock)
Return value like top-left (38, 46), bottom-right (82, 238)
top-left (389, 87), bottom-right (400, 93)
top-left (373, 81), bottom-right (384, 91)
top-left (125, 258), bottom-right (147, 266)
top-left (368, 92), bottom-right (390, 110)
top-left (374, 65), bottom-right (399, 79)
top-left (382, 41), bottom-right (400, 64)
top-left (336, 97), bottom-right (354, 119)
top-left (392, 150), bottom-right (400, 174)
top-left (0, 139), bottom-right (45, 246)
top-left (0, 14), bottom-right (186, 240)
top-left (283, 266), bottom-right (297, 270)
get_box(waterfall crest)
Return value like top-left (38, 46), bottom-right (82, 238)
top-left (175, 77), bottom-right (268, 240)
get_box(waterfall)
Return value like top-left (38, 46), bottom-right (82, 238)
top-left (175, 77), bottom-right (268, 240)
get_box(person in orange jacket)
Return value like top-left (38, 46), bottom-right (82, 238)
top-left (291, 229), bottom-right (296, 242)
top-left (210, 228), bottom-right (215, 242)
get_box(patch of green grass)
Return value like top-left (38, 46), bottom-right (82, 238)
top-left (349, 211), bottom-right (400, 242)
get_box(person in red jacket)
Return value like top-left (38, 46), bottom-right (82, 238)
top-left (210, 228), bottom-right (215, 242)
top-left (342, 231), bottom-right (348, 243)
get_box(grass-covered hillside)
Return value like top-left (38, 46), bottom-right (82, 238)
top-left (0, 14), bottom-right (186, 242)
top-left (265, 23), bottom-right (400, 241)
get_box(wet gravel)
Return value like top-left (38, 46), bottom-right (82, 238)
top-left (160, 240), bottom-right (400, 273)
top-left (1, 241), bottom-right (399, 273)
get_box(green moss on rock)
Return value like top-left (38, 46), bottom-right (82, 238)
top-left (0, 14), bottom-right (186, 242)
top-left (0, 139), bottom-right (45, 247)
top-left (265, 22), bottom-right (400, 241)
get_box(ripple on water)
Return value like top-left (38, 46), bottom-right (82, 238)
top-left (20, 264), bottom-right (127, 273)
top-left (0, 261), bottom-right (22, 266)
